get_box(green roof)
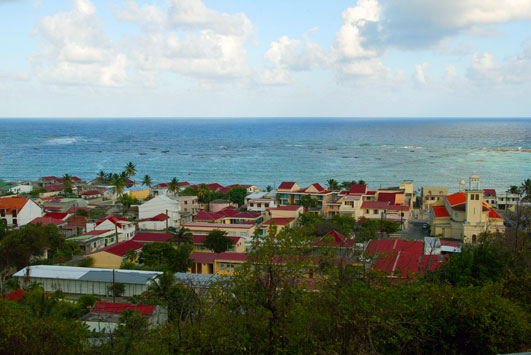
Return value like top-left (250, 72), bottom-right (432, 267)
top-left (61, 198), bottom-right (84, 202)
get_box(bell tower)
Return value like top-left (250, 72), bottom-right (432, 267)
top-left (466, 175), bottom-right (482, 223)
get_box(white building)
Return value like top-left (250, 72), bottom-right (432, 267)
top-left (247, 198), bottom-right (277, 212)
top-left (138, 195), bottom-right (181, 226)
top-left (8, 183), bottom-right (33, 195)
top-left (89, 216), bottom-right (136, 242)
top-left (0, 196), bottom-right (42, 227)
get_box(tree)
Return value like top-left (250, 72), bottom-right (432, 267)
top-left (97, 170), bottom-right (106, 184)
top-left (266, 185), bottom-right (273, 192)
top-left (203, 230), bottom-right (233, 253)
top-left (77, 256), bottom-right (94, 267)
top-left (509, 185), bottom-right (521, 194)
top-left (357, 179), bottom-right (366, 185)
top-left (124, 161), bottom-right (136, 177)
top-left (168, 177), bottom-right (180, 196)
top-left (298, 194), bottom-right (318, 209)
top-left (142, 174), bottom-right (152, 187)
top-left (112, 174), bottom-right (125, 197)
top-left (138, 242), bottom-right (193, 272)
top-left (197, 183), bottom-right (210, 203)
top-left (327, 179), bottom-right (340, 190)
top-left (169, 226), bottom-right (192, 246)
top-left (108, 283), bottom-right (125, 297)
top-left (0, 219), bottom-right (6, 240)
top-left (228, 186), bottom-right (247, 206)
top-left (521, 178), bottom-right (531, 201)
top-left (62, 174), bottom-right (73, 192)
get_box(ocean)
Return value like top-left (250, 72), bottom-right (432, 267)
top-left (0, 118), bottom-right (530, 192)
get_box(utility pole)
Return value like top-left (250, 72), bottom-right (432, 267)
top-left (112, 269), bottom-right (115, 303)
top-left (166, 209), bottom-right (169, 233)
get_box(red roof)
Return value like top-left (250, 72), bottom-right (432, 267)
top-left (42, 184), bottom-right (63, 192)
top-left (361, 201), bottom-right (390, 209)
top-left (194, 210), bottom-right (224, 221)
top-left (387, 205), bottom-right (410, 211)
top-left (269, 205), bottom-right (302, 211)
top-left (0, 197), bottom-right (30, 213)
top-left (233, 212), bottom-right (260, 219)
top-left (132, 232), bottom-right (173, 242)
top-left (140, 213), bottom-right (168, 222)
top-left (366, 239), bottom-right (424, 256)
top-left (446, 192), bottom-right (466, 206)
top-left (308, 183), bottom-right (325, 192)
top-left (483, 189), bottom-right (496, 197)
top-left (91, 240), bottom-right (143, 256)
top-left (377, 192), bottom-right (400, 204)
top-left (96, 215), bottom-right (128, 227)
top-left (278, 181), bottom-right (296, 190)
top-left (30, 217), bottom-right (67, 227)
top-left (488, 207), bottom-right (503, 219)
top-left (261, 218), bottom-right (294, 226)
top-left (314, 230), bottom-right (354, 248)
top-left (66, 206), bottom-right (89, 214)
top-left (207, 183), bottom-right (224, 192)
top-left (349, 184), bottom-right (367, 194)
top-left (92, 302), bottom-right (156, 315)
top-left (40, 176), bottom-right (57, 181)
top-left (44, 212), bottom-right (69, 220)
top-left (218, 207), bottom-right (240, 217)
top-left (432, 206), bottom-right (450, 218)
top-left (82, 189), bottom-right (105, 196)
top-left (189, 251), bottom-right (217, 264)
top-left (366, 190), bottom-right (377, 196)
top-left (3, 289), bottom-right (25, 302)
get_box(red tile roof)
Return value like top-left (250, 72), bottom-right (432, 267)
top-left (218, 207), bottom-right (240, 217)
top-left (0, 197), bottom-right (30, 213)
top-left (432, 206), bottom-right (450, 218)
top-left (308, 183), bottom-right (325, 192)
top-left (66, 206), bottom-right (89, 214)
top-left (446, 192), bottom-right (466, 206)
top-left (80, 229), bottom-right (112, 236)
top-left (189, 251), bottom-right (217, 263)
top-left (233, 211), bottom-right (261, 219)
top-left (194, 210), bottom-right (224, 221)
top-left (82, 189), bottom-right (105, 196)
top-left (349, 184), bottom-right (367, 194)
top-left (92, 302), bottom-right (156, 315)
top-left (96, 215), bottom-right (128, 227)
top-left (488, 207), bottom-right (503, 219)
top-left (314, 230), bottom-right (355, 248)
top-left (387, 205), bottom-right (410, 211)
top-left (366, 190), bottom-right (377, 195)
top-left (261, 218), bottom-right (295, 226)
top-left (483, 189), bottom-right (496, 197)
top-left (140, 213), bottom-right (168, 222)
top-left (30, 217), bottom-right (67, 227)
top-left (192, 235), bottom-right (241, 245)
top-left (183, 222), bottom-right (255, 229)
top-left (207, 183), bottom-right (224, 192)
top-left (44, 212), bottom-right (69, 220)
top-left (91, 240), bottom-right (143, 256)
top-left (132, 232), bottom-right (173, 242)
top-left (278, 181), bottom-right (296, 190)
top-left (361, 201), bottom-right (390, 209)
top-left (42, 184), bottom-right (63, 192)
top-left (377, 192), bottom-right (400, 204)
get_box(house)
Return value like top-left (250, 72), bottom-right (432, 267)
top-left (192, 235), bottom-right (246, 253)
top-left (421, 186), bottom-right (448, 210)
top-left (30, 216), bottom-right (68, 228)
top-left (497, 190), bottom-right (521, 210)
top-left (132, 232), bottom-right (173, 244)
top-left (138, 195), bottom-right (181, 228)
top-left (189, 251), bottom-right (247, 275)
top-left (92, 215), bottom-right (136, 242)
top-left (313, 230), bottom-right (355, 248)
top-left (173, 196), bottom-right (200, 216)
top-left (123, 185), bottom-right (150, 200)
top-left (276, 182), bottom-right (337, 211)
top-left (247, 198), bottom-right (277, 212)
top-left (360, 201), bottom-right (410, 228)
top-left (13, 265), bottom-right (161, 297)
top-left (266, 205), bottom-right (304, 219)
top-left (81, 189), bottom-right (109, 200)
top-left (429, 176), bottom-right (505, 243)
top-left (82, 301), bottom-right (167, 334)
top-left (182, 222), bottom-right (256, 244)
top-left (68, 230), bottom-right (117, 254)
top-left (7, 183), bottom-right (33, 195)
top-left (259, 217), bottom-right (297, 236)
top-left (0, 196), bottom-right (43, 227)
top-left (483, 189), bottom-right (497, 208)
top-left (194, 207), bottom-right (261, 225)
top-left (89, 240), bottom-right (144, 268)
top-left (209, 199), bottom-right (234, 213)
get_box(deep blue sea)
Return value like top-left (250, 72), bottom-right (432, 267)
top-left (0, 118), bottom-right (529, 192)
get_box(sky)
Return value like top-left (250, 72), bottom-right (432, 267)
top-left (1, 0), bottom-right (530, 118)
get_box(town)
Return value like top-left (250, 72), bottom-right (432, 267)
top-left (0, 164), bottom-right (529, 353)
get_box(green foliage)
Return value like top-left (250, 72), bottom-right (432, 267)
top-left (138, 242), bottom-right (193, 272)
top-left (427, 244), bottom-right (505, 287)
top-left (228, 186), bottom-right (248, 206)
top-left (108, 282), bottom-right (125, 297)
top-left (330, 214), bottom-right (358, 237)
top-left (181, 186), bottom-right (197, 196)
top-left (168, 226), bottom-right (192, 246)
top-left (78, 256), bottom-right (94, 267)
top-left (298, 194), bottom-right (318, 208)
top-left (75, 208), bottom-right (88, 216)
top-left (298, 212), bottom-right (324, 227)
top-left (0, 218), bottom-right (6, 240)
top-left (327, 178), bottom-right (340, 190)
top-left (124, 161), bottom-right (136, 177)
top-left (168, 177), bottom-right (180, 195)
top-left (203, 229), bottom-right (233, 253)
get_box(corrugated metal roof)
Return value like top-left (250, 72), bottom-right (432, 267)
top-left (79, 270), bottom-right (159, 284)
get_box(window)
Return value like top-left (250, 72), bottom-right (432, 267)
top-left (374, 210), bottom-right (378, 214)
top-left (184, 200), bottom-right (188, 204)
top-left (366, 209), bottom-right (370, 214)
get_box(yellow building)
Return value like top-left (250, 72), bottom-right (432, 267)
top-left (421, 186), bottom-right (448, 210)
top-left (124, 186), bottom-right (150, 200)
top-left (192, 235), bottom-right (246, 253)
top-left (189, 251), bottom-right (247, 275)
top-left (183, 222), bottom-right (256, 239)
top-left (89, 240), bottom-right (143, 269)
top-left (430, 176), bottom-right (505, 243)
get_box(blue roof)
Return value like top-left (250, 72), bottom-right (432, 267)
top-left (125, 185), bottom-right (149, 191)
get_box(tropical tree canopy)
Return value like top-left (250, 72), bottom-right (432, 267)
top-left (124, 162), bottom-right (136, 177)
top-left (327, 179), bottom-right (340, 190)
top-left (168, 177), bottom-right (180, 196)
top-left (142, 174), bottom-right (152, 187)
top-left (203, 230), bottom-right (233, 253)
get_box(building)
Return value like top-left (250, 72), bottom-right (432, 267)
top-left (91, 215), bottom-right (136, 242)
top-left (138, 195), bottom-right (180, 228)
top-left (13, 265), bottom-right (161, 297)
top-left (247, 198), bottom-right (277, 212)
top-left (89, 240), bottom-right (144, 268)
top-left (276, 182), bottom-right (336, 210)
top-left (173, 195), bottom-right (200, 216)
top-left (192, 235), bottom-right (246, 253)
top-left (429, 176), bottom-right (505, 243)
top-left (483, 189), bottom-right (497, 208)
top-left (189, 252), bottom-right (247, 275)
top-left (0, 196), bottom-right (42, 227)
top-left (209, 199), bottom-right (234, 213)
top-left (68, 230), bottom-right (117, 254)
top-left (138, 213), bottom-right (172, 231)
top-left (123, 185), bottom-right (150, 200)
top-left (82, 302), bottom-right (167, 333)
top-left (421, 186), bottom-right (448, 210)
top-left (132, 232), bottom-right (173, 244)
top-left (182, 222), bottom-right (256, 244)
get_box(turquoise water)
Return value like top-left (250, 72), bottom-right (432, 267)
top-left (0, 118), bottom-right (529, 192)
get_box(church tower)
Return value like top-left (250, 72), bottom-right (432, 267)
top-left (465, 175), bottom-right (482, 223)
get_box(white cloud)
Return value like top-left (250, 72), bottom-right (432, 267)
top-left (414, 62), bottom-right (429, 83)
top-left (114, 0), bottom-right (254, 80)
top-left (0, 71), bottom-right (30, 81)
top-left (32, 0), bottom-right (129, 87)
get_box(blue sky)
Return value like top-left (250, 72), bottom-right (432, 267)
top-left (1, 0), bottom-right (530, 117)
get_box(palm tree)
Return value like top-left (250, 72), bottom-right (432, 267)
top-left (168, 178), bottom-right (180, 196)
top-left (169, 226), bottom-right (192, 247)
top-left (358, 179), bottom-right (366, 185)
top-left (142, 175), bottom-right (152, 187)
top-left (327, 178), bottom-right (340, 190)
top-left (124, 162), bottom-right (136, 177)
top-left (509, 185), bottom-right (521, 195)
top-left (197, 183), bottom-right (210, 203)
top-left (62, 174), bottom-right (73, 191)
top-left (266, 185), bottom-right (272, 192)
top-left (521, 179), bottom-right (531, 201)
top-left (106, 172), bottom-right (114, 184)
top-left (97, 170), bottom-right (106, 184)
top-left (112, 174), bottom-right (125, 197)
top-left (341, 181), bottom-right (355, 190)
